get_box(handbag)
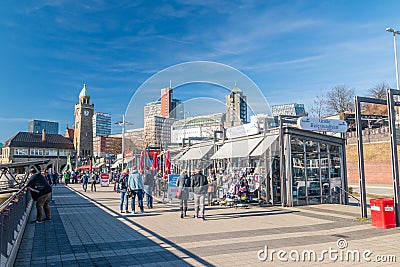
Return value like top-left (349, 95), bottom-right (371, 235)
top-left (126, 187), bottom-right (132, 198)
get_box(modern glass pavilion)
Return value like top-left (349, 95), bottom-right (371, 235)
top-left (172, 125), bottom-right (348, 207)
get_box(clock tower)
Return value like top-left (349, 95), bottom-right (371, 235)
top-left (74, 84), bottom-right (94, 159)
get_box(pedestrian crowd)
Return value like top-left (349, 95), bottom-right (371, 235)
top-left (116, 166), bottom-right (216, 221)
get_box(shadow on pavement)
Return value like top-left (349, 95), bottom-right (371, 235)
top-left (15, 186), bottom-right (214, 267)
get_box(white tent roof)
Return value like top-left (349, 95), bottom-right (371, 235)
top-left (250, 135), bottom-right (279, 157)
top-left (179, 144), bottom-right (213, 161)
top-left (211, 136), bottom-right (263, 159)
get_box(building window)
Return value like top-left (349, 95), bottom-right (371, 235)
top-left (14, 149), bottom-right (28, 155)
top-left (30, 149), bottom-right (44, 156)
top-left (45, 149), bottom-right (58, 156)
top-left (59, 150), bottom-right (70, 156)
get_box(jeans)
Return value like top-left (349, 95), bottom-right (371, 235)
top-left (131, 189), bottom-right (144, 213)
top-left (119, 191), bottom-right (128, 211)
top-left (145, 193), bottom-right (153, 208)
top-left (82, 181), bottom-right (88, 191)
top-left (208, 192), bottom-right (213, 205)
top-left (36, 192), bottom-right (51, 221)
top-left (193, 193), bottom-right (205, 217)
top-left (143, 185), bottom-right (153, 208)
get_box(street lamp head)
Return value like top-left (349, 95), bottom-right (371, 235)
top-left (386, 27), bottom-right (394, 33)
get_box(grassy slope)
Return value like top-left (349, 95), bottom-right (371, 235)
top-left (346, 142), bottom-right (395, 162)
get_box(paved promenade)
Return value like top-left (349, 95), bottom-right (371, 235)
top-left (15, 183), bottom-right (400, 266)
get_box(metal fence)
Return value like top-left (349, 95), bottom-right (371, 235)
top-left (0, 188), bottom-right (32, 267)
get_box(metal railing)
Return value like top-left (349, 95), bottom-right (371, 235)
top-left (0, 188), bottom-right (32, 267)
top-left (337, 186), bottom-right (361, 206)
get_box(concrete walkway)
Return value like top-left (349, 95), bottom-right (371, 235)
top-left (15, 184), bottom-right (400, 266)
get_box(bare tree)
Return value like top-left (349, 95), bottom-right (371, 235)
top-left (309, 92), bottom-right (328, 117)
top-left (368, 82), bottom-right (390, 99)
top-left (326, 85), bottom-right (355, 114)
top-left (364, 82), bottom-right (390, 115)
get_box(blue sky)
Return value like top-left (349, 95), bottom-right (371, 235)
top-left (1, 0), bottom-right (400, 143)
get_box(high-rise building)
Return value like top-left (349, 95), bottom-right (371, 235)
top-left (144, 87), bottom-right (183, 148)
top-left (28, 120), bottom-right (59, 134)
top-left (93, 112), bottom-right (111, 137)
top-left (74, 84), bottom-right (94, 158)
top-left (144, 101), bottom-right (162, 118)
top-left (271, 103), bottom-right (307, 117)
top-left (144, 116), bottom-right (175, 147)
top-left (225, 85), bottom-right (247, 127)
top-left (160, 87), bottom-right (184, 119)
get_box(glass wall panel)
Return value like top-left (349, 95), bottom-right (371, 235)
top-left (292, 151), bottom-right (306, 205)
top-left (320, 152), bottom-right (330, 203)
top-left (329, 151), bottom-right (341, 204)
top-left (305, 140), bottom-right (318, 153)
top-left (320, 143), bottom-right (327, 153)
top-left (291, 137), bottom-right (304, 153)
top-left (306, 152), bottom-right (321, 204)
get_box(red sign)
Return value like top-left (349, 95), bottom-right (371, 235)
top-left (100, 173), bottom-right (109, 180)
top-left (148, 149), bottom-right (160, 157)
top-left (124, 151), bottom-right (133, 158)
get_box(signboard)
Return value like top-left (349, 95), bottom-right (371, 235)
top-left (226, 118), bottom-right (260, 139)
top-left (167, 174), bottom-right (180, 199)
top-left (124, 151), bottom-right (133, 158)
top-left (100, 173), bottom-right (110, 186)
top-left (297, 117), bottom-right (348, 133)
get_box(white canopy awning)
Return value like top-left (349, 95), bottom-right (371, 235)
top-left (111, 159), bottom-right (122, 169)
top-left (110, 158), bottom-right (132, 169)
top-left (179, 144), bottom-right (214, 161)
top-left (211, 136), bottom-right (263, 159)
top-left (172, 150), bottom-right (188, 161)
top-left (250, 135), bottom-right (279, 157)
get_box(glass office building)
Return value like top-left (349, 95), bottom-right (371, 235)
top-left (93, 112), bottom-right (111, 137)
top-left (28, 120), bottom-right (59, 134)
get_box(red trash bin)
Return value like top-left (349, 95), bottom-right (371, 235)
top-left (370, 198), bottom-right (396, 228)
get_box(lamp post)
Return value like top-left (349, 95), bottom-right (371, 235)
top-left (386, 27), bottom-right (400, 90)
top-left (115, 115), bottom-right (133, 171)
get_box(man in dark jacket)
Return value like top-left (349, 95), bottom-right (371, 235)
top-left (191, 168), bottom-right (208, 220)
top-left (27, 166), bottom-right (52, 223)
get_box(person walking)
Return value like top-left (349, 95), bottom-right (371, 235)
top-left (82, 172), bottom-right (88, 192)
top-left (191, 168), bottom-right (208, 220)
top-left (63, 171), bottom-right (70, 185)
top-left (176, 169), bottom-right (191, 218)
top-left (91, 172), bottom-right (98, 192)
top-left (26, 166), bottom-right (52, 223)
top-left (128, 166), bottom-right (145, 215)
top-left (117, 168), bottom-right (129, 213)
top-left (143, 167), bottom-right (155, 209)
top-left (207, 169), bottom-right (216, 206)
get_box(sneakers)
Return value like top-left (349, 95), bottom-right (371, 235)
top-left (120, 210), bottom-right (124, 213)
top-left (31, 220), bottom-right (43, 224)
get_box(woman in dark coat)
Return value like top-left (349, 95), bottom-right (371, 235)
top-left (176, 170), bottom-right (191, 218)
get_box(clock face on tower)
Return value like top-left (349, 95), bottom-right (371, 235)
top-left (83, 110), bottom-right (90, 117)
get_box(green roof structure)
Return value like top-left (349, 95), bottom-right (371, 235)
top-left (79, 84), bottom-right (90, 98)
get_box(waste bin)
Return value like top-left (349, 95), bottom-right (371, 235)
top-left (370, 198), bottom-right (396, 228)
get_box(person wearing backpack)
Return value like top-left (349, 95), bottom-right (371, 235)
top-left (117, 168), bottom-right (130, 213)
